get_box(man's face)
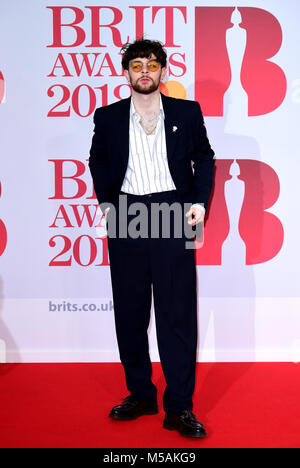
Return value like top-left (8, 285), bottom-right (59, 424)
top-left (124, 54), bottom-right (167, 95)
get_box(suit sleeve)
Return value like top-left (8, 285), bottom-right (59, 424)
top-left (89, 108), bottom-right (113, 214)
top-left (191, 102), bottom-right (215, 211)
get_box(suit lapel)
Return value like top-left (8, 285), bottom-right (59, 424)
top-left (117, 96), bottom-right (131, 168)
top-left (161, 93), bottom-right (179, 162)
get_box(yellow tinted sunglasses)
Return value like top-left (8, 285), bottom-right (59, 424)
top-left (130, 60), bottom-right (160, 73)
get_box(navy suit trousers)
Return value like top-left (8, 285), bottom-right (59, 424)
top-left (107, 190), bottom-right (198, 413)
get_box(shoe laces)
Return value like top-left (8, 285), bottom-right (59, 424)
top-left (181, 410), bottom-right (196, 420)
top-left (122, 395), bottom-right (139, 405)
top-left (181, 410), bottom-right (204, 429)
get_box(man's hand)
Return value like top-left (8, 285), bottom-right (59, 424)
top-left (185, 204), bottom-right (205, 226)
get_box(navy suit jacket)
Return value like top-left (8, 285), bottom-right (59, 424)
top-left (89, 93), bottom-right (215, 213)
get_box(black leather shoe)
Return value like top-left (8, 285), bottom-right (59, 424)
top-left (109, 395), bottom-right (159, 420)
top-left (163, 410), bottom-right (207, 438)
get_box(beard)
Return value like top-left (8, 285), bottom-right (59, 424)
top-left (130, 77), bottom-right (160, 95)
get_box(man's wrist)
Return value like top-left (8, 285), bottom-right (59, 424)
top-left (191, 203), bottom-right (205, 216)
top-left (99, 202), bottom-right (111, 216)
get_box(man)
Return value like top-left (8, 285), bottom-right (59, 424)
top-left (89, 39), bottom-right (215, 438)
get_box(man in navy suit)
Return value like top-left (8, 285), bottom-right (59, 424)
top-left (89, 39), bottom-right (215, 438)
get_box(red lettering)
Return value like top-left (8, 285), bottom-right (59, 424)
top-left (168, 53), bottom-right (186, 77)
top-left (69, 53), bottom-right (101, 77)
top-left (94, 53), bottom-right (121, 77)
top-left (0, 220), bottom-right (7, 256)
top-left (49, 235), bottom-right (110, 267)
top-left (95, 236), bottom-right (110, 266)
top-left (237, 159), bottom-right (284, 264)
top-left (195, 159), bottom-right (284, 265)
top-left (47, 85), bottom-right (71, 117)
top-left (129, 6), bottom-right (151, 40)
top-left (195, 7), bottom-right (234, 116)
top-left (239, 7), bottom-right (287, 116)
top-left (194, 7), bottom-right (287, 116)
top-left (49, 205), bottom-right (73, 228)
top-left (196, 160), bottom-right (232, 265)
top-left (86, 6), bottom-right (129, 47)
top-left (0, 71), bottom-right (5, 104)
top-left (49, 235), bottom-right (72, 266)
top-left (113, 84), bottom-right (131, 100)
top-left (73, 235), bottom-right (98, 266)
top-left (49, 159), bottom-right (87, 199)
top-left (72, 85), bottom-right (96, 117)
top-left (47, 53), bottom-right (72, 77)
top-left (47, 6), bottom-right (85, 47)
top-left (70, 204), bottom-right (99, 227)
top-left (152, 7), bottom-right (187, 47)
top-left (0, 181), bottom-right (7, 257)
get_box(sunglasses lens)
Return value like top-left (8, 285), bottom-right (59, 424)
top-left (147, 61), bottom-right (159, 71)
top-left (131, 62), bottom-right (143, 72)
top-left (130, 60), bottom-right (160, 72)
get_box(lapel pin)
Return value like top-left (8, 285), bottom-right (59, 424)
top-left (172, 126), bottom-right (178, 133)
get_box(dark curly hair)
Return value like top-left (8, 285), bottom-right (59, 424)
top-left (121, 38), bottom-right (167, 70)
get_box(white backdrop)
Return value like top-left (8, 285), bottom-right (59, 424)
top-left (0, 0), bottom-right (300, 362)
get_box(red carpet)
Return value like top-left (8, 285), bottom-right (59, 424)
top-left (0, 362), bottom-right (300, 448)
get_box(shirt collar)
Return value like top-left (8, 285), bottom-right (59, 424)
top-left (130, 94), bottom-right (165, 120)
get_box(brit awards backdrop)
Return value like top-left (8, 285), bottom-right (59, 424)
top-left (0, 0), bottom-right (299, 362)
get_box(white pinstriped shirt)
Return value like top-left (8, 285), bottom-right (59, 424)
top-left (120, 96), bottom-right (176, 194)
top-left (118, 96), bottom-right (205, 217)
